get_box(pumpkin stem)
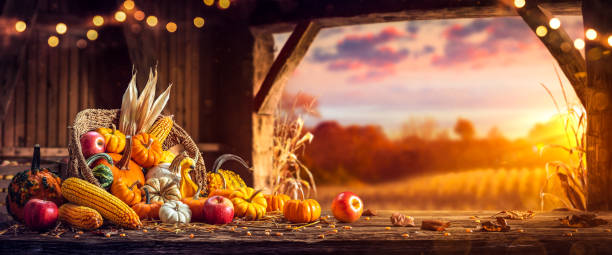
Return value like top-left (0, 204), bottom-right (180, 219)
top-left (211, 154), bottom-right (250, 174)
top-left (117, 136), bottom-right (133, 170)
top-left (86, 153), bottom-right (113, 167)
top-left (143, 187), bottom-right (151, 204)
top-left (248, 189), bottom-right (264, 203)
top-left (129, 180), bottom-right (140, 190)
top-left (31, 144), bottom-right (40, 172)
top-left (110, 123), bottom-right (117, 134)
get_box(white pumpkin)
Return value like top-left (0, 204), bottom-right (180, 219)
top-left (146, 163), bottom-right (181, 183)
top-left (159, 200), bottom-right (192, 224)
top-left (143, 177), bottom-right (182, 203)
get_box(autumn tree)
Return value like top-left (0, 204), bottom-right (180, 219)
top-left (454, 118), bottom-right (475, 141)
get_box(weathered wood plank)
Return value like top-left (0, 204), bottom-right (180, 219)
top-left (36, 32), bottom-right (48, 146)
top-left (2, 88), bottom-right (15, 147)
top-left (517, 3), bottom-right (588, 107)
top-left (190, 0), bottom-right (200, 142)
top-left (25, 33), bottom-right (37, 146)
top-left (583, 0), bottom-right (612, 211)
top-left (57, 37), bottom-right (69, 147)
top-left (14, 57), bottom-right (26, 147)
top-left (78, 46), bottom-right (88, 110)
top-left (254, 21), bottom-right (320, 115)
top-left (47, 38), bottom-right (59, 147)
top-left (68, 36), bottom-right (79, 124)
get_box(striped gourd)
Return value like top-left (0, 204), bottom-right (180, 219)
top-left (58, 203), bottom-right (103, 230)
top-left (147, 116), bottom-right (173, 144)
top-left (61, 178), bottom-right (142, 229)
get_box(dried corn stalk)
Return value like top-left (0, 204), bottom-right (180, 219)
top-left (119, 68), bottom-right (172, 136)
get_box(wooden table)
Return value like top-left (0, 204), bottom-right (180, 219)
top-left (1, 210), bottom-right (611, 254)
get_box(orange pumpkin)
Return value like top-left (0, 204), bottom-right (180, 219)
top-left (265, 194), bottom-right (290, 212)
top-left (181, 186), bottom-right (206, 222)
top-left (131, 133), bottom-right (162, 168)
top-left (131, 187), bottom-right (162, 220)
top-left (209, 189), bottom-right (233, 198)
top-left (283, 199), bottom-right (321, 223)
top-left (96, 124), bottom-right (126, 153)
top-left (110, 178), bottom-right (142, 206)
top-left (96, 136), bottom-right (145, 186)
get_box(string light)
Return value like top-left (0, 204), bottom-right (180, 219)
top-left (134, 11), bottom-right (145, 21)
top-left (15, 21), bottom-right (26, 32)
top-left (535, 26), bottom-right (547, 37)
top-left (193, 17), bottom-right (205, 28)
top-left (56, 23), bottom-right (67, 34)
top-left (166, 22), bottom-right (177, 32)
top-left (87, 29), bottom-right (98, 41)
top-left (123, 0), bottom-right (135, 10)
top-left (146, 16), bottom-right (158, 27)
top-left (76, 39), bottom-right (87, 49)
top-left (218, 0), bottom-right (230, 9)
top-left (115, 11), bottom-right (127, 22)
top-left (574, 38), bottom-right (585, 50)
top-left (586, 29), bottom-right (597, 40)
top-left (93, 15), bottom-right (104, 26)
top-left (549, 18), bottom-right (561, 30)
top-left (203, 0), bottom-right (214, 6)
top-left (514, 0), bottom-right (525, 8)
top-left (48, 36), bottom-right (59, 47)
top-left (608, 35), bottom-right (612, 47)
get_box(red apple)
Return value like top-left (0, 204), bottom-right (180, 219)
top-left (203, 196), bottom-right (234, 225)
top-left (80, 131), bottom-right (105, 158)
top-left (331, 191), bottom-right (363, 223)
top-left (24, 199), bottom-right (58, 231)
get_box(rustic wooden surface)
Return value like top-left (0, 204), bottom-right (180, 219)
top-left (1, 210), bottom-right (612, 254)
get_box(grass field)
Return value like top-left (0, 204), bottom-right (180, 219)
top-left (316, 168), bottom-right (566, 211)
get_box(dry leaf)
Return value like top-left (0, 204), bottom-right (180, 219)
top-left (559, 214), bottom-right (608, 228)
top-left (390, 212), bottom-right (415, 227)
top-left (480, 217), bottom-right (511, 232)
top-left (421, 220), bottom-right (450, 231)
top-left (492, 210), bottom-right (535, 220)
top-left (363, 209), bottom-right (378, 216)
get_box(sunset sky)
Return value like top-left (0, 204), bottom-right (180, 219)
top-left (274, 16), bottom-right (585, 139)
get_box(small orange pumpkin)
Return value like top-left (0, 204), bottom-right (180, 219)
top-left (131, 133), bottom-right (163, 168)
top-left (96, 136), bottom-right (145, 186)
top-left (265, 193), bottom-right (290, 212)
top-left (131, 187), bottom-right (162, 220)
top-left (110, 178), bottom-right (142, 206)
top-left (283, 199), bottom-right (321, 223)
top-left (181, 186), bottom-right (206, 222)
top-left (96, 124), bottom-right (126, 153)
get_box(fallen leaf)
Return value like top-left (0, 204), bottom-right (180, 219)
top-left (492, 210), bottom-right (535, 220)
top-left (480, 217), bottom-right (511, 232)
top-left (421, 220), bottom-right (450, 231)
top-left (390, 212), bottom-right (415, 227)
top-left (559, 214), bottom-right (608, 228)
top-left (363, 209), bottom-right (378, 216)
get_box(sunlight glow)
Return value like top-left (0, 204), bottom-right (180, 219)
top-left (56, 23), bottom-right (67, 34)
top-left (15, 21), bottom-right (26, 32)
top-left (574, 38), bottom-right (585, 50)
top-left (93, 15), bottom-right (104, 26)
top-left (115, 11), bottom-right (127, 22)
top-left (586, 29), bottom-right (597, 40)
top-left (166, 22), bottom-right (177, 33)
top-left (535, 26), bottom-right (547, 37)
top-left (86, 29), bottom-right (98, 41)
top-left (549, 18), bottom-right (561, 30)
top-left (48, 36), bottom-right (59, 47)
top-left (193, 17), bottom-right (205, 28)
top-left (514, 0), bottom-right (526, 8)
top-left (146, 16), bottom-right (158, 27)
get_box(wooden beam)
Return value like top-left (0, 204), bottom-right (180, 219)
top-left (583, 0), bottom-right (612, 211)
top-left (249, 0), bottom-right (581, 33)
top-left (254, 21), bottom-right (320, 115)
top-left (516, 2), bottom-right (588, 105)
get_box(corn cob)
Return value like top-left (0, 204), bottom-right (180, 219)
top-left (58, 203), bottom-right (103, 230)
top-left (61, 178), bottom-right (142, 229)
top-left (147, 115), bottom-right (173, 144)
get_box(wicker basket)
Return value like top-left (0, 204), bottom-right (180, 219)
top-left (67, 109), bottom-right (206, 190)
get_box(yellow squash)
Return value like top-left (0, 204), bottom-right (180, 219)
top-left (96, 124), bottom-right (126, 153)
top-left (230, 187), bottom-right (267, 220)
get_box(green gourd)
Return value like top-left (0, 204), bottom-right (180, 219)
top-left (86, 153), bottom-right (114, 189)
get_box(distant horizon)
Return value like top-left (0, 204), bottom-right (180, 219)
top-left (274, 16), bottom-right (584, 139)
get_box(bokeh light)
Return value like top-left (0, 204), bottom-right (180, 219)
top-left (218, 0), bottom-right (230, 9)
top-left (574, 38), bottom-right (585, 50)
top-left (134, 11), bottom-right (145, 21)
top-left (93, 15), bottom-right (104, 26)
top-left (56, 23), bottom-right (67, 34)
top-left (608, 36), bottom-right (612, 47)
top-left (87, 29), bottom-right (99, 41)
top-left (193, 17), bottom-right (205, 28)
top-left (123, 0), bottom-right (135, 10)
top-left (549, 18), bottom-right (561, 30)
top-left (146, 16), bottom-right (158, 27)
top-left (15, 21), bottom-right (26, 32)
top-left (76, 39), bottom-right (87, 49)
top-left (166, 22), bottom-right (177, 33)
top-left (514, 0), bottom-right (525, 8)
top-left (535, 26), bottom-right (547, 37)
top-left (48, 36), bottom-right (59, 47)
top-left (586, 28), bottom-right (597, 40)
top-left (203, 0), bottom-right (214, 6)
top-left (115, 11), bottom-right (127, 22)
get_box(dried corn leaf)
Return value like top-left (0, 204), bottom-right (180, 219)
top-left (421, 220), bottom-right (450, 231)
top-left (136, 69), bottom-right (157, 133)
top-left (140, 84), bottom-right (172, 134)
top-left (559, 214), bottom-right (608, 228)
